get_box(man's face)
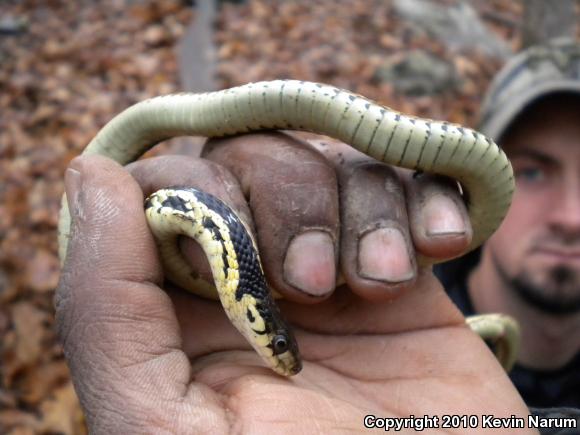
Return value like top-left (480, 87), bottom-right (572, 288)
top-left (486, 94), bottom-right (580, 314)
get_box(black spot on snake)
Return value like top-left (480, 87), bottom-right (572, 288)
top-left (252, 328), bottom-right (268, 335)
top-left (162, 195), bottom-right (190, 213)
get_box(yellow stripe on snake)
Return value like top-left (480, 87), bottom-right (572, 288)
top-left (58, 80), bottom-right (518, 376)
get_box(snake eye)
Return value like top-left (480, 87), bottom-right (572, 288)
top-left (272, 334), bottom-right (289, 355)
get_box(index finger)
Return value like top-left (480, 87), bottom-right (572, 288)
top-left (203, 132), bottom-right (340, 302)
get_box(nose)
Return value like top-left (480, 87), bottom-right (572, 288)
top-left (548, 174), bottom-right (580, 235)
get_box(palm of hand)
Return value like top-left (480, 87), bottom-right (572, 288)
top-left (164, 273), bottom-right (527, 434)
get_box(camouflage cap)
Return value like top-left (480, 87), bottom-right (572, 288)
top-left (478, 38), bottom-right (580, 141)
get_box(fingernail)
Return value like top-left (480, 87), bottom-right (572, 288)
top-left (423, 195), bottom-right (466, 237)
top-left (284, 231), bottom-right (336, 296)
top-left (359, 228), bottom-right (414, 283)
top-left (65, 167), bottom-right (82, 218)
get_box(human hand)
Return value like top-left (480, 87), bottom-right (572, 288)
top-left (56, 133), bottom-right (533, 434)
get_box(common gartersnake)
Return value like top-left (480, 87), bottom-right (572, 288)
top-left (58, 80), bottom-right (517, 376)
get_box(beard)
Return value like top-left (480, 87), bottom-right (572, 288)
top-left (492, 253), bottom-right (580, 315)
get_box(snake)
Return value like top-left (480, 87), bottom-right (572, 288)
top-left (58, 80), bottom-right (516, 376)
top-left (466, 314), bottom-right (520, 372)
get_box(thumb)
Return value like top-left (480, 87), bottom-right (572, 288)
top-left (55, 155), bottom-right (194, 431)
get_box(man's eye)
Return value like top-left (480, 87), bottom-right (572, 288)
top-left (516, 167), bottom-right (545, 182)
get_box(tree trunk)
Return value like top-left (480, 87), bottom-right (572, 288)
top-left (178, 0), bottom-right (217, 92)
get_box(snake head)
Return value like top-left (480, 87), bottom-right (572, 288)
top-left (241, 293), bottom-right (302, 376)
top-left (269, 316), bottom-right (302, 376)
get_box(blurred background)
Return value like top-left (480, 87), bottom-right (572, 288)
top-left (0, 0), bottom-right (578, 433)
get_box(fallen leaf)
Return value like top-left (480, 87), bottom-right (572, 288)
top-left (18, 360), bottom-right (71, 406)
top-left (23, 249), bottom-right (60, 293)
top-left (38, 382), bottom-right (85, 435)
top-left (0, 410), bottom-right (39, 433)
top-left (11, 302), bottom-right (47, 368)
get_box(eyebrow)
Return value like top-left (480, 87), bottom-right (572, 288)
top-left (508, 149), bottom-right (558, 165)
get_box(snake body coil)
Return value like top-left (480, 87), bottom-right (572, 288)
top-left (145, 188), bottom-right (300, 375)
top-left (58, 80), bottom-right (515, 376)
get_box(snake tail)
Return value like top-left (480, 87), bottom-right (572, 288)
top-left (466, 314), bottom-right (520, 372)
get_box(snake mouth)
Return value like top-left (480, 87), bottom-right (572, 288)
top-left (289, 360), bottom-right (302, 375)
top-left (271, 351), bottom-right (302, 376)
top-left (277, 340), bottom-right (302, 376)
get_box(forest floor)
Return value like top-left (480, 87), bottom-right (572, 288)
top-left (0, 1), bottom-right (522, 433)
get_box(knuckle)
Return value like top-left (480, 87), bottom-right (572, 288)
top-left (414, 173), bottom-right (462, 197)
top-left (342, 163), bottom-right (407, 224)
top-left (345, 159), bottom-right (398, 180)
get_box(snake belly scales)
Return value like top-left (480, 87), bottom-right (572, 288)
top-left (58, 80), bottom-right (515, 376)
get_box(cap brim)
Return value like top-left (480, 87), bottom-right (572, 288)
top-left (479, 81), bottom-right (580, 141)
